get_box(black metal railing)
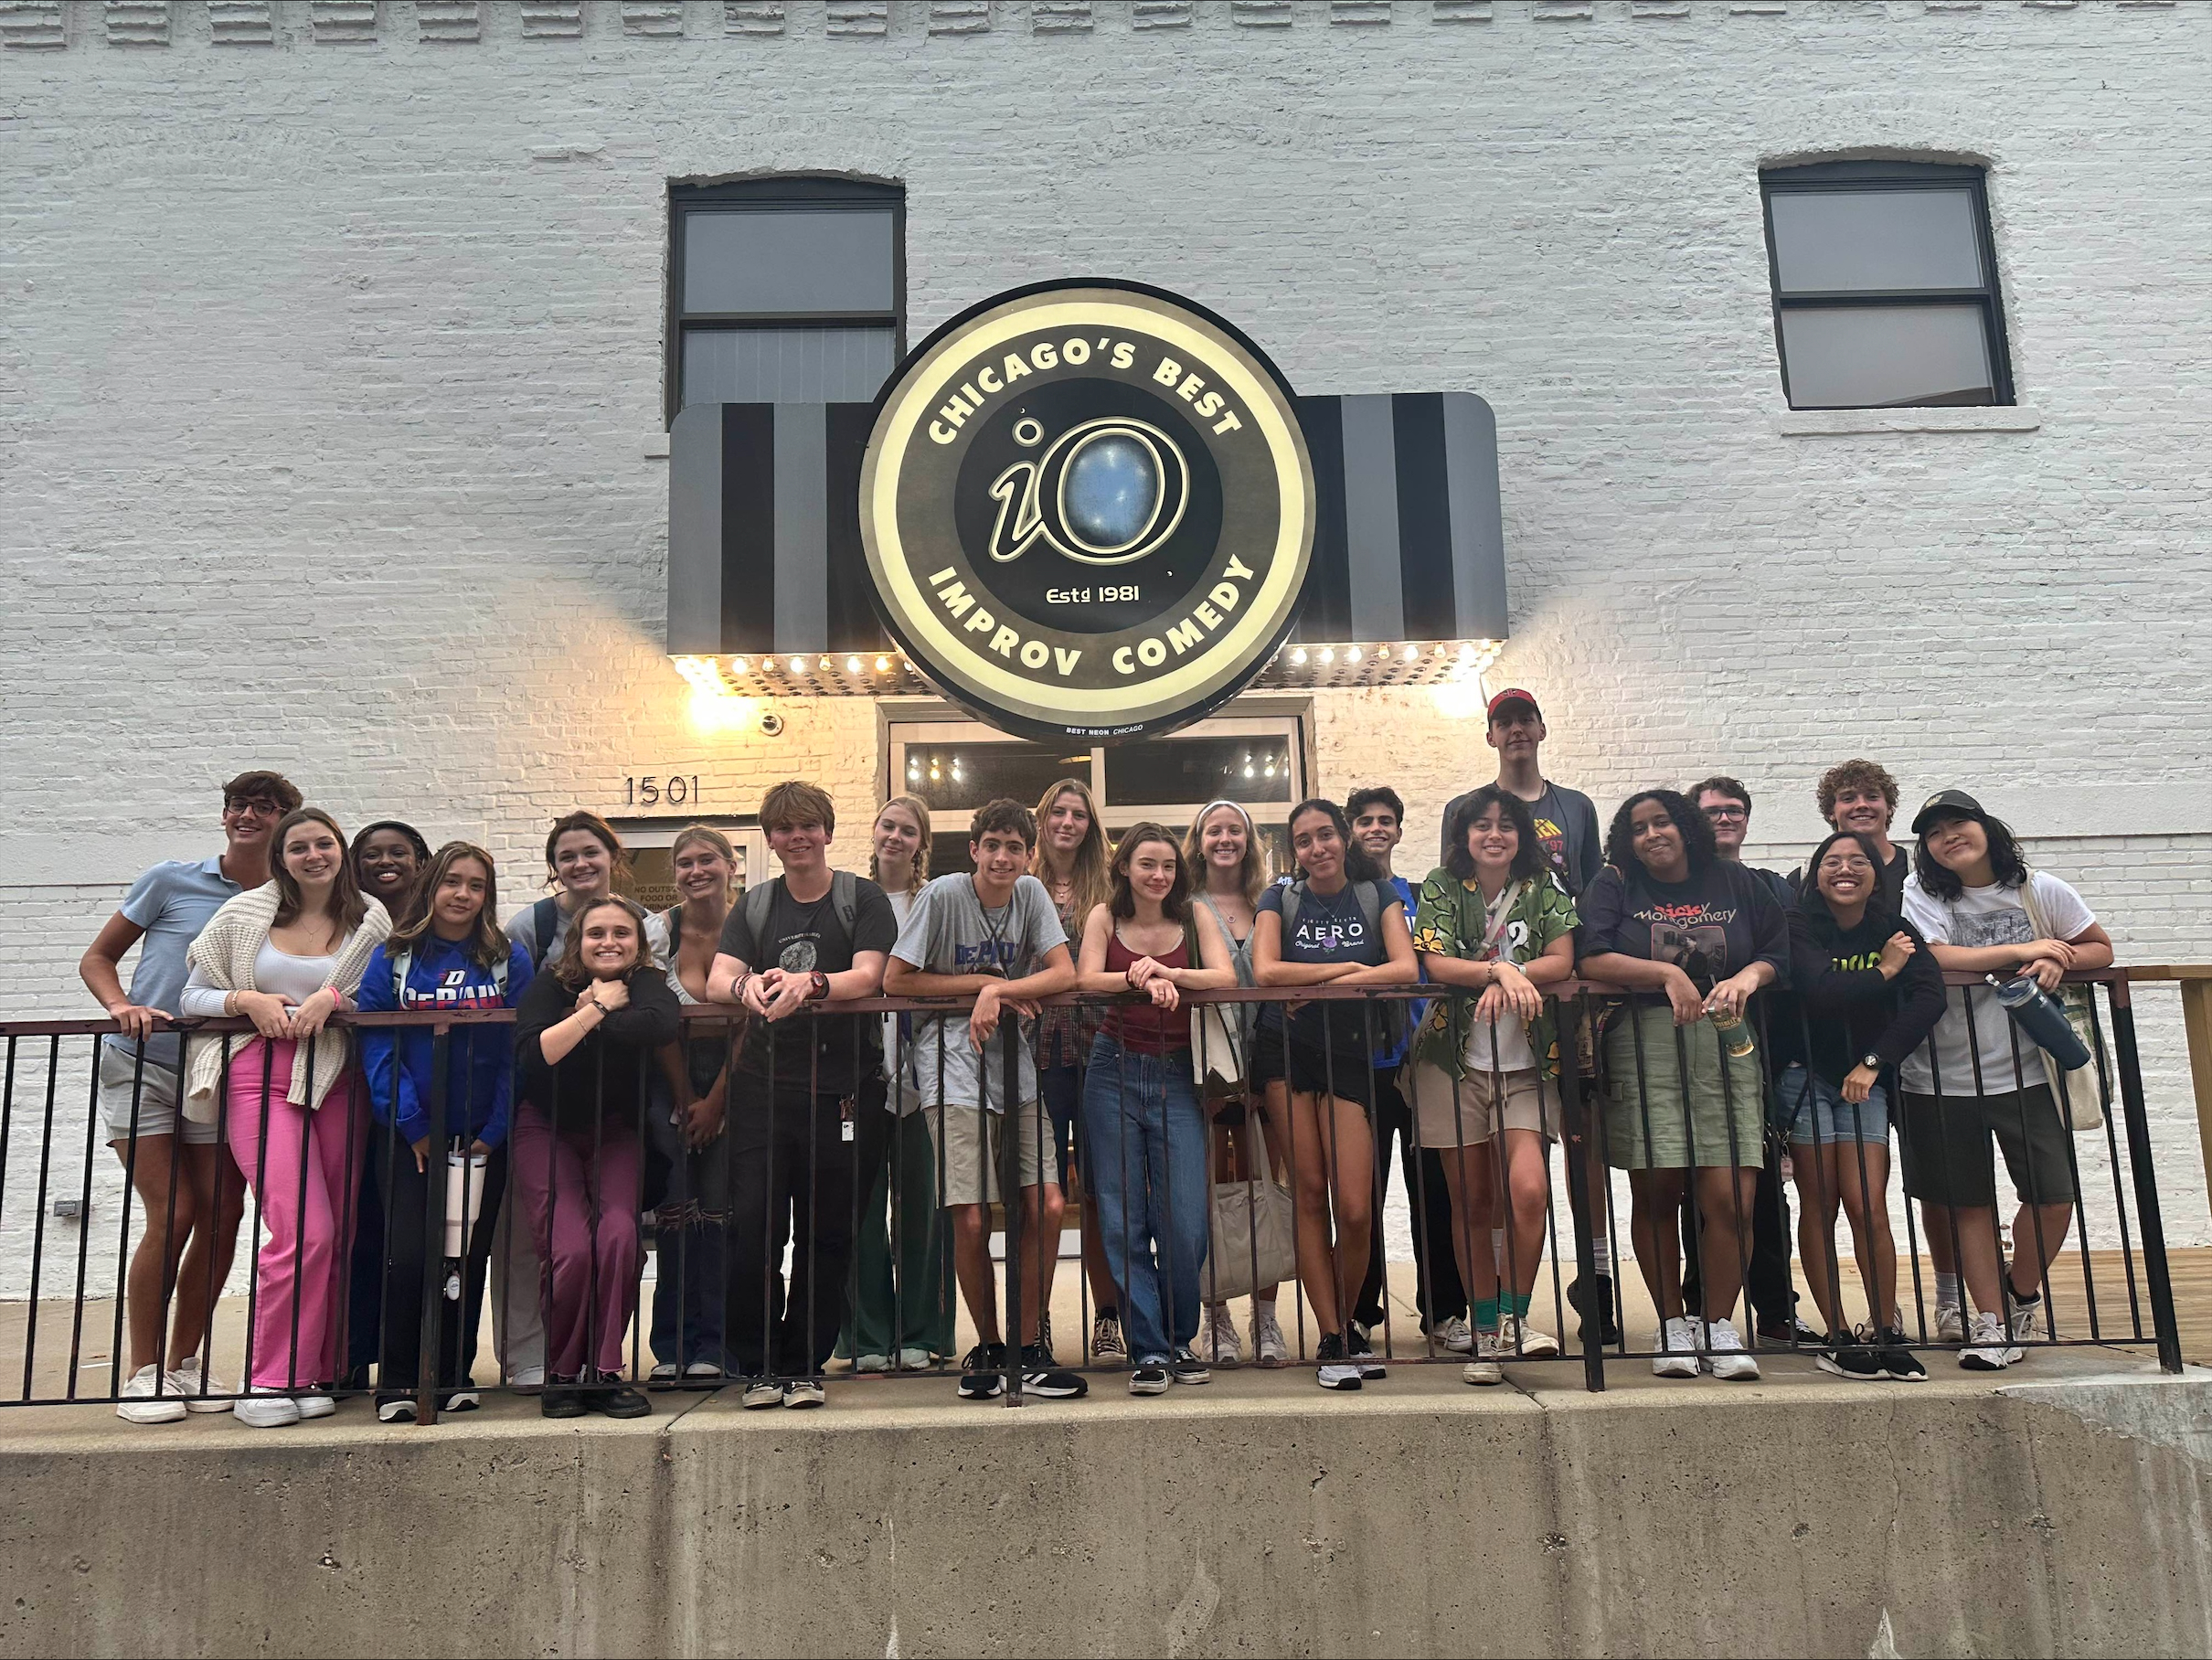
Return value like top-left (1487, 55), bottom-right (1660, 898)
top-left (0, 969), bottom-right (2181, 1419)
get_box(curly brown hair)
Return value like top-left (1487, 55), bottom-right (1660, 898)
top-left (1815, 759), bottom-right (1900, 827)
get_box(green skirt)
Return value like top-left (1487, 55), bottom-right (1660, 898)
top-left (1601, 1004), bottom-right (1766, 1171)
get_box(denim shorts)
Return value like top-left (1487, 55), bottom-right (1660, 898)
top-left (1771, 1063), bottom-right (1889, 1146)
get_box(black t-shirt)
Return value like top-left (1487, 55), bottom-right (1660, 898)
top-left (718, 874), bottom-right (899, 1091)
top-left (1578, 859), bottom-right (1789, 1001)
top-left (1259, 878), bottom-right (1398, 1054)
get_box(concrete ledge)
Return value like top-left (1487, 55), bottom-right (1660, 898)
top-left (2, 1353), bottom-right (2208, 1658)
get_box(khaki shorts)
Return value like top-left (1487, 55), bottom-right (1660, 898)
top-left (1409, 1062), bottom-right (1557, 1149)
top-left (922, 1100), bottom-right (1060, 1207)
top-left (97, 1044), bottom-right (217, 1147)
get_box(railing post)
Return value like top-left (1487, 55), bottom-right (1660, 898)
top-left (2106, 980), bottom-right (2184, 1374)
top-left (1002, 1013), bottom-right (1023, 1407)
top-left (418, 1023), bottom-right (452, 1426)
top-left (1555, 990), bottom-right (1606, 1394)
top-left (2180, 976), bottom-right (2212, 1243)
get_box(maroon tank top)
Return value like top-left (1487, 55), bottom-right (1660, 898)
top-left (1102, 929), bottom-right (1192, 1055)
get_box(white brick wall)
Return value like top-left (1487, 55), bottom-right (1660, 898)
top-left (4, 0), bottom-right (2208, 1284)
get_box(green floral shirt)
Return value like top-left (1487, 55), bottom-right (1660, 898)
top-left (1409, 867), bottom-right (1579, 1080)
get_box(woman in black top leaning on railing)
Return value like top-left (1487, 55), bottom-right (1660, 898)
top-left (512, 896), bottom-right (680, 1420)
top-left (1768, 830), bottom-right (1945, 1383)
top-left (1254, 798), bottom-right (1419, 1392)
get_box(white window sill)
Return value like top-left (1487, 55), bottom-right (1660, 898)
top-left (1773, 407), bottom-right (2042, 437)
top-left (644, 433), bottom-right (671, 459)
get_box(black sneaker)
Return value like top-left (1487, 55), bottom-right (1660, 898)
top-left (583, 1374), bottom-right (652, 1420)
top-left (1568, 1275), bottom-right (1622, 1347)
top-left (1759, 1314), bottom-right (1826, 1348)
top-left (375, 1394), bottom-right (414, 1424)
top-left (1315, 1332), bottom-right (1363, 1391)
top-left (1813, 1334), bottom-right (1884, 1380)
top-left (1128, 1362), bottom-right (1173, 1397)
top-left (540, 1376), bottom-right (586, 1420)
top-left (1877, 1331), bottom-right (1928, 1382)
top-left (1019, 1343), bottom-right (1089, 1399)
top-left (1170, 1346), bottom-right (1211, 1386)
top-left (957, 1342), bottom-right (1007, 1401)
top-left (1345, 1327), bottom-right (1386, 1381)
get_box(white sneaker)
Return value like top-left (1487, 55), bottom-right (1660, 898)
top-left (377, 1398), bottom-right (414, 1424)
top-left (853, 1353), bottom-right (891, 1374)
top-left (2008, 1297), bottom-right (2044, 1346)
top-left (295, 1393), bottom-right (337, 1419)
top-left (741, 1378), bottom-right (784, 1410)
top-left (1436, 1314), bottom-right (1474, 1355)
top-left (1461, 1327), bottom-right (1504, 1387)
top-left (116, 1364), bottom-right (187, 1425)
top-left (509, 1365), bottom-right (546, 1391)
top-left (1652, 1318), bottom-right (1699, 1378)
top-left (232, 1394), bottom-right (302, 1428)
top-left (1251, 1305), bottom-right (1288, 1366)
top-left (1497, 1312), bottom-right (1560, 1359)
top-left (1701, 1317), bottom-right (1761, 1381)
top-left (782, 1379), bottom-right (825, 1409)
top-left (1934, 1304), bottom-right (1965, 1345)
top-left (1960, 1310), bottom-right (2023, 1371)
top-left (1201, 1304), bottom-right (1242, 1365)
top-left (894, 1347), bottom-right (934, 1372)
top-left (171, 1357), bottom-right (234, 1413)
top-left (648, 1361), bottom-right (679, 1385)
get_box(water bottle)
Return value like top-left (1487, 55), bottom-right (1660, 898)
top-left (1987, 974), bottom-right (2090, 1071)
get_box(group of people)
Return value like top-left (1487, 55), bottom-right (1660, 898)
top-left (77, 683), bottom-right (2113, 1422)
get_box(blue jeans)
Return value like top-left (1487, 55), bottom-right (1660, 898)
top-left (1081, 1035), bottom-right (1210, 1363)
top-left (646, 1085), bottom-right (729, 1371)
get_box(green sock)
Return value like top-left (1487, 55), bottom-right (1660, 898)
top-left (1473, 1298), bottom-right (1500, 1331)
top-left (1508, 1292), bottom-right (1533, 1319)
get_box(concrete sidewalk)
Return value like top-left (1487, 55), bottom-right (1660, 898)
top-left (2, 1344), bottom-right (2207, 1658)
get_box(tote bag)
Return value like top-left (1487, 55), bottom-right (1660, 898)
top-left (2020, 878), bottom-right (2103, 1133)
top-left (1203, 1114), bottom-right (1297, 1302)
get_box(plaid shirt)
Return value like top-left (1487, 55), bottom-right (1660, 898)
top-left (1034, 888), bottom-right (1101, 1069)
top-left (1409, 869), bottom-right (1579, 1081)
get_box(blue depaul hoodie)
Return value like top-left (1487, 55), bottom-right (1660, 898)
top-left (356, 934), bottom-right (535, 1150)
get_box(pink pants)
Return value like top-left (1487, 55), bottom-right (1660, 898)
top-left (223, 1039), bottom-right (366, 1391)
top-left (509, 1105), bottom-right (643, 1379)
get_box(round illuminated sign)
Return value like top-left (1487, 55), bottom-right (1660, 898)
top-left (860, 281), bottom-right (1314, 741)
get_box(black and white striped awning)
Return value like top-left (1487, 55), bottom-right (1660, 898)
top-left (667, 390), bottom-right (1506, 697)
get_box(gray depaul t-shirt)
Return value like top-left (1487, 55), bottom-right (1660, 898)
top-left (890, 873), bottom-right (1066, 1112)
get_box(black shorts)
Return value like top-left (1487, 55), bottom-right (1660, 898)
top-left (1250, 1018), bottom-right (1286, 1088)
top-left (1286, 1040), bottom-right (1379, 1108)
top-left (1898, 1085), bottom-right (2078, 1208)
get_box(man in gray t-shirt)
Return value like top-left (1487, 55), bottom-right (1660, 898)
top-left (884, 800), bottom-right (1079, 1400)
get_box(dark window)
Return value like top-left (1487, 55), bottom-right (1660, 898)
top-left (1760, 161), bottom-right (2012, 410)
top-left (668, 177), bottom-right (904, 420)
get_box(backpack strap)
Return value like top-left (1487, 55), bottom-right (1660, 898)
top-left (1280, 880), bottom-right (1303, 936)
top-left (530, 897), bottom-right (561, 968)
top-left (1352, 878), bottom-right (1384, 938)
top-left (389, 946), bottom-right (413, 1004)
top-left (832, 868), bottom-right (859, 935)
top-left (742, 878), bottom-right (779, 963)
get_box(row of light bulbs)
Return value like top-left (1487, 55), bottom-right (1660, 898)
top-left (673, 639), bottom-right (1505, 701)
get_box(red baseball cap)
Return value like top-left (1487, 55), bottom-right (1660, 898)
top-left (1486, 687), bottom-right (1542, 721)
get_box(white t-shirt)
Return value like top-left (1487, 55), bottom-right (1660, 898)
top-left (1898, 870), bottom-right (2095, 1095)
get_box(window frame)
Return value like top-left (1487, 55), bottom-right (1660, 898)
top-left (1759, 159), bottom-right (2014, 410)
top-left (666, 176), bottom-right (907, 424)
top-left (885, 711), bottom-right (1310, 883)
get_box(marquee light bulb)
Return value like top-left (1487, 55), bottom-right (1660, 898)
top-left (731, 656), bottom-right (749, 676)
top-left (1291, 648), bottom-right (1308, 665)
top-left (876, 655), bottom-right (890, 673)
top-left (1320, 648), bottom-right (1335, 665)
top-left (1345, 645), bottom-right (1362, 664)
top-left (1457, 642), bottom-right (1476, 664)
top-left (846, 656), bottom-right (862, 675)
top-left (790, 656), bottom-right (806, 675)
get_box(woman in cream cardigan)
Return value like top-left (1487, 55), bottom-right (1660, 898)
top-left (181, 807), bottom-right (389, 1427)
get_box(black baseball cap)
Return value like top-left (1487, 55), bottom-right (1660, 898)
top-left (1910, 788), bottom-right (1987, 835)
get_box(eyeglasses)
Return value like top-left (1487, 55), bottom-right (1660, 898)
top-left (1819, 857), bottom-right (1876, 875)
top-left (1701, 805), bottom-right (1749, 823)
top-left (223, 798), bottom-right (283, 819)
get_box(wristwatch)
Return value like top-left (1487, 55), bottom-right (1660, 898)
top-left (809, 971), bottom-right (830, 1001)
top-left (1861, 1053), bottom-right (1882, 1072)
